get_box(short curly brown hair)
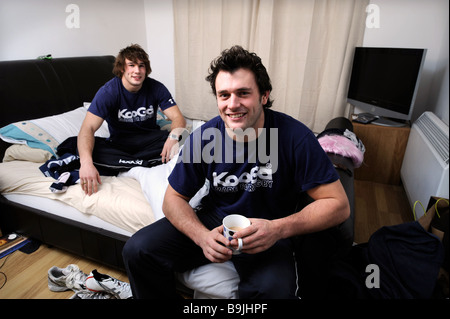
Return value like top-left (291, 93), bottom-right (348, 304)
top-left (206, 45), bottom-right (273, 108)
top-left (113, 44), bottom-right (152, 78)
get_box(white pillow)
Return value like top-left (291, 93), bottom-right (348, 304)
top-left (3, 144), bottom-right (53, 163)
top-left (0, 106), bottom-right (109, 157)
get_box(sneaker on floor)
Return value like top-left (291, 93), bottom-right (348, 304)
top-left (85, 269), bottom-right (132, 299)
top-left (48, 264), bottom-right (88, 292)
top-left (70, 290), bottom-right (115, 299)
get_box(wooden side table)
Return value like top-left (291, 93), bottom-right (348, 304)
top-left (353, 121), bottom-right (411, 185)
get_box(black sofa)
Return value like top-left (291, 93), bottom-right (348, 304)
top-left (0, 56), bottom-right (355, 297)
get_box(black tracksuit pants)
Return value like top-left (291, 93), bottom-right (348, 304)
top-left (57, 129), bottom-right (169, 174)
top-left (122, 208), bottom-right (299, 299)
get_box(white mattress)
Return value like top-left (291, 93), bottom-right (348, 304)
top-left (0, 160), bottom-right (155, 234)
top-left (3, 193), bottom-right (133, 237)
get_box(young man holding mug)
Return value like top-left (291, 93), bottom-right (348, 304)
top-left (123, 45), bottom-right (350, 299)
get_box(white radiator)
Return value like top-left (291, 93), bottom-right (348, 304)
top-left (401, 111), bottom-right (449, 219)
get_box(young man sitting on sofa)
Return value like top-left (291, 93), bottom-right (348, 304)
top-left (123, 45), bottom-right (350, 299)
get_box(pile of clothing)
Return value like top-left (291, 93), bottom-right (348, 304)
top-left (48, 264), bottom-right (132, 299)
top-left (325, 199), bottom-right (448, 299)
top-left (39, 132), bottom-right (170, 194)
top-left (317, 128), bottom-right (365, 168)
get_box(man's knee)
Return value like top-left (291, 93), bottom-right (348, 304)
top-left (239, 276), bottom-right (297, 299)
top-left (236, 241), bottom-right (298, 299)
top-left (122, 225), bottom-right (161, 266)
top-left (122, 234), bottom-right (140, 264)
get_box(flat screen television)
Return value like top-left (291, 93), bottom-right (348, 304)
top-left (347, 47), bottom-right (426, 127)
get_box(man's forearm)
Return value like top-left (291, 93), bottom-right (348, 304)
top-left (273, 197), bottom-right (349, 240)
top-left (77, 128), bottom-right (95, 166)
top-left (274, 181), bottom-right (350, 240)
top-left (162, 186), bottom-right (209, 246)
top-left (169, 117), bottom-right (187, 136)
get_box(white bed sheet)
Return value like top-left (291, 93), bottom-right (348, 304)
top-left (3, 193), bottom-right (132, 237)
top-left (0, 160), bottom-right (155, 234)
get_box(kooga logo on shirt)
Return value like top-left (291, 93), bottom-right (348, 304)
top-left (212, 164), bottom-right (273, 193)
top-left (118, 105), bottom-right (154, 122)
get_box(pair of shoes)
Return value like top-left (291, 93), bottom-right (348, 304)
top-left (48, 265), bottom-right (131, 299)
top-left (85, 269), bottom-right (133, 299)
top-left (48, 264), bottom-right (88, 292)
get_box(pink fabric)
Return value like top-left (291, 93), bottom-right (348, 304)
top-left (318, 135), bottom-right (364, 168)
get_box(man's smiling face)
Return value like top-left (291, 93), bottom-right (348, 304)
top-left (121, 58), bottom-right (146, 92)
top-left (215, 68), bottom-right (268, 134)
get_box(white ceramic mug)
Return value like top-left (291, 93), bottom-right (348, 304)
top-left (223, 214), bottom-right (251, 255)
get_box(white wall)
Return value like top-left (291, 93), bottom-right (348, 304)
top-left (362, 0), bottom-right (449, 125)
top-left (427, 17), bottom-right (449, 126)
top-left (0, 0), bottom-right (148, 60)
top-left (144, 0), bottom-right (176, 99)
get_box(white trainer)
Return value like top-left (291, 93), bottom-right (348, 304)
top-left (85, 269), bottom-right (132, 299)
top-left (48, 264), bottom-right (88, 292)
top-left (70, 290), bottom-right (115, 299)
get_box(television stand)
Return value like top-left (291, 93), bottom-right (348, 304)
top-left (372, 116), bottom-right (408, 127)
top-left (352, 121), bottom-right (411, 184)
top-left (353, 113), bottom-right (408, 127)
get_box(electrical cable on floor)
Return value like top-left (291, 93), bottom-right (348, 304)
top-left (0, 252), bottom-right (15, 290)
top-left (0, 239), bottom-right (41, 291)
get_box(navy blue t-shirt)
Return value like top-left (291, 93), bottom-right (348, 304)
top-left (168, 109), bottom-right (339, 220)
top-left (88, 77), bottom-right (176, 139)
